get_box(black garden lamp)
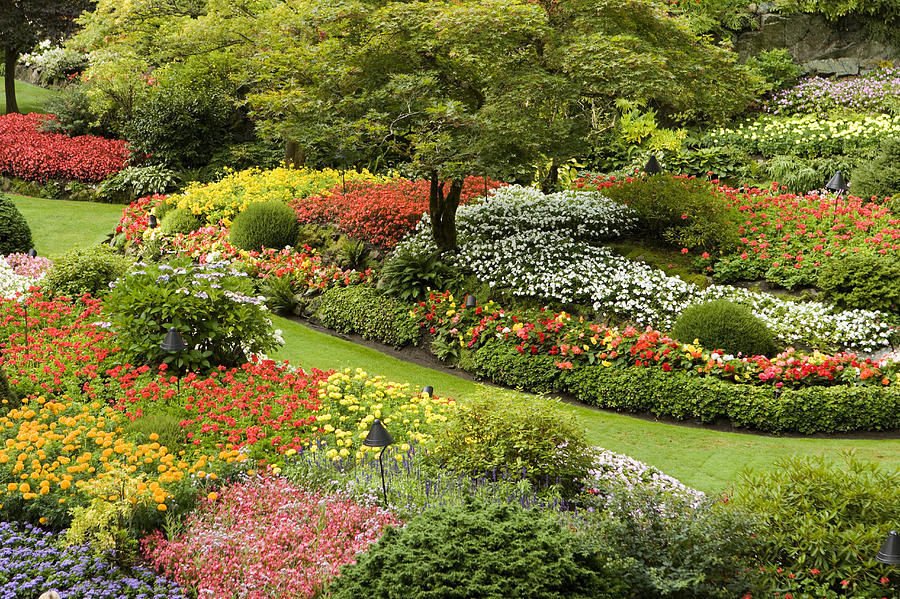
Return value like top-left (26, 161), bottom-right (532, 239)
top-left (27, 248), bottom-right (37, 258)
top-left (363, 419), bottom-right (394, 505)
top-left (877, 531), bottom-right (900, 565)
top-left (148, 214), bottom-right (158, 228)
top-left (465, 294), bottom-right (477, 309)
top-left (161, 327), bottom-right (188, 392)
top-left (825, 171), bottom-right (848, 195)
top-left (335, 150), bottom-right (346, 192)
top-left (644, 155), bottom-right (662, 176)
top-left (423, 385), bottom-right (434, 396)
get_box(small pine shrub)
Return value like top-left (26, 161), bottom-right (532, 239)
top-left (42, 245), bottom-right (132, 299)
top-left (853, 137), bottom-right (900, 201)
top-left (123, 412), bottom-right (188, 452)
top-left (817, 252), bottom-right (900, 313)
top-left (0, 194), bottom-right (33, 256)
top-left (153, 197), bottom-right (176, 223)
top-left (159, 207), bottom-right (203, 236)
top-left (229, 201), bottom-right (299, 252)
top-left (327, 500), bottom-right (624, 599)
top-left (670, 299), bottom-right (777, 357)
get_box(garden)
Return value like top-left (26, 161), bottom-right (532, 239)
top-left (2, 0), bottom-right (900, 598)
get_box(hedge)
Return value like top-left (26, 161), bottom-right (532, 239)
top-left (315, 285), bottom-right (420, 347)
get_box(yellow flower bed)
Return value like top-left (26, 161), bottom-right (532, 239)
top-left (0, 396), bottom-right (245, 525)
top-left (163, 166), bottom-right (385, 227)
top-left (309, 369), bottom-right (458, 463)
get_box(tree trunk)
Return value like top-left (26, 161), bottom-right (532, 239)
top-left (4, 48), bottom-right (19, 115)
top-left (429, 171), bottom-right (462, 252)
top-left (284, 140), bottom-right (305, 169)
top-left (541, 160), bottom-right (559, 194)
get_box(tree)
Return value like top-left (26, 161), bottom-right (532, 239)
top-left (245, 0), bottom-right (758, 251)
top-left (0, 0), bottom-right (94, 114)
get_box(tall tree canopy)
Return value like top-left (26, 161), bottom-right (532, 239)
top-left (0, 0), bottom-right (94, 113)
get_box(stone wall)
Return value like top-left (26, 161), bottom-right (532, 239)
top-left (735, 4), bottom-right (898, 76)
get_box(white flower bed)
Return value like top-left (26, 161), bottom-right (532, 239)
top-left (395, 186), bottom-right (895, 351)
top-left (585, 447), bottom-right (704, 506)
top-left (0, 257), bottom-right (41, 298)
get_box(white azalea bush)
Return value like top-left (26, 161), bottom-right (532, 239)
top-left (396, 185), bottom-right (896, 351)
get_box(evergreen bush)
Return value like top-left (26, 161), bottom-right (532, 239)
top-left (42, 245), bottom-right (132, 299)
top-left (229, 201), bottom-right (299, 252)
top-left (0, 194), bottom-right (32, 256)
top-left (159, 207), bottom-right (203, 236)
top-left (817, 252), bottom-right (900, 313)
top-left (670, 299), bottom-right (777, 357)
top-left (852, 137), bottom-right (900, 201)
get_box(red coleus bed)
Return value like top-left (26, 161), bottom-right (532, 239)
top-left (414, 291), bottom-right (900, 388)
top-left (292, 176), bottom-right (505, 248)
top-left (0, 113), bottom-right (129, 182)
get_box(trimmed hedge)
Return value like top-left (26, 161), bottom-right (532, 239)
top-left (467, 338), bottom-right (562, 393)
top-left (316, 285), bottom-right (420, 347)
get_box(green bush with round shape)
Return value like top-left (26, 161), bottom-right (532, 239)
top-left (854, 137), bottom-right (900, 201)
top-left (159, 207), bottom-right (202, 236)
top-left (670, 299), bottom-right (776, 357)
top-left (42, 245), bottom-right (132, 299)
top-left (0, 194), bottom-right (33, 256)
top-left (229, 201), bottom-right (299, 252)
top-left (817, 251), bottom-right (900, 313)
top-left (153, 197), bottom-right (176, 223)
top-left (327, 500), bottom-right (624, 599)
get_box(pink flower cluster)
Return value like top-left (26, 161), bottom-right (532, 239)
top-left (143, 475), bottom-right (400, 599)
top-left (4, 253), bottom-right (52, 279)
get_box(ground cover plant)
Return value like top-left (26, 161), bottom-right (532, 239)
top-left (765, 66), bottom-right (900, 116)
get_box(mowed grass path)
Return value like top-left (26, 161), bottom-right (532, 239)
top-left (10, 194), bottom-right (123, 256)
top-left (272, 317), bottom-right (900, 493)
top-left (0, 80), bottom-right (58, 114)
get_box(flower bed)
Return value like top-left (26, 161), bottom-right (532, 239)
top-left (766, 67), bottom-right (900, 116)
top-left (0, 113), bottom-right (129, 182)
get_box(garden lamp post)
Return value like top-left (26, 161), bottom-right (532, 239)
top-left (423, 385), bottom-right (434, 396)
top-left (877, 531), bottom-right (900, 565)
top-left (465, 294), bottom-right (477, 309)
top-left (644, 155), bottom-right (662, 175)
top-left (148, 214), bottom-right (158, 228)
top-left (27, 248), bottom-right (37, 258)
top-left (160, 326), bottom-right (188, 392)
top-left (363, 419), bottom-right (394, 505)
top-left (825, 171), bottom-right (848, 224)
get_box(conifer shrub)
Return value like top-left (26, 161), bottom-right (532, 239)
top-left (0, 194), bottom-right (32, 256)
top-left (159, 207), bottom-right (202, 236)
top-left (853, 137), bottom-right (900, 201)
top-left (670, 299), bottom-right (777, 357)
top-left (817, 252), bottom-right (900, 313)
top-left (229, 201), bottom-right (299, 252)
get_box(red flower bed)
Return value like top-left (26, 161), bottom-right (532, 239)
top-left (0, 113), bottom-right (129, 182)
top-left (292, 176), bottom-right (505, 248)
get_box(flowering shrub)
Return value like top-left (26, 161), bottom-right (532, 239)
top-left (584, 447), bottom-right (704, 506)
top-left (0, 113), bottom-right (129, 182)
top-left (293, 176), bottom-right (504, 248)
top-left (766, 67), bottom-right (900, 116)
top-left (168, 167), bottom-right (383, 227)
top-left (143, 475), bottom-right (399, 599)
top-left (0, 520), bottom-right (186, 599)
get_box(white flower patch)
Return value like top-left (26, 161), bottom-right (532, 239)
top-left (0, 258), bottom-right (39, 299)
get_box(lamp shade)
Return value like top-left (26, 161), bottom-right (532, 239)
top-left (363, 419), bottom-right (394, 447)
top-left (644, 155), bottom-right (662, 175)
top-left (160, 327), bottom-right (188, 352)
top-left (26, 248), bottom-right (37, 258)
top-left (465, 294), bottom-right (477, 309)
top-left (825, 171), bottom-right (847, 193)
top-left (423, 385), bottom-right (434, 396)
top-left (148, 214), bottom-right (158, 228)
top-left (877, 531), bottom-right (900, 564)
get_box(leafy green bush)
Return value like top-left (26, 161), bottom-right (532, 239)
top-left (97, 165), bottom-right (179, 204)
top-left (104, 259), bottom-right (281, 372)
top-left (852, 137), bottom-right (900, 201)
top-left (603, 175), bottom-right (739, 252)
top-left (228, 201), bottom-right (299, 252)
top-left (24, 46), bottom-right (86, 84)
top-left (197, 141), bottom-right (284, 182)
top-left (745, 49), bottom-right (804, 92)
top-left (379, 247), bottom-right (463, 302)
top-left (730, 454), bottom-right (900, 598)
top-left (571, 489), bottom-right (759, 599)
top-left (670, 299), bottom-right (777, 357)
top-left (42, 245), bottom-right (132, 299)
top-left (316, 285), bottom-right (419, 347)
top-left (159, 207), bottom-right (203, 236)
top-left (123, 412), bottom-right (188, 453)
top-left (41, 88), bottom-right (105, 137)
top-left (0, 194), bottom-right (33, 256)
top-left (817, 252), bottom-right (900, 312)
top-left (327, 500), bottom-right (623, 599)
top-left (436, 391), bottom-right (594, 497)
top-left (466, 337), bottom-right (562, 393)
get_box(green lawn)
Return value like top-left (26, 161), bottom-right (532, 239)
top-left (9, 194), bottom-right (123, 256)
top-left (272, 316), bottom-right (900, 493)
top-left (0, 80), bottom-right (59, 114)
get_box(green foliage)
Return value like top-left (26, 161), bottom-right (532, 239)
top-left (436, 391), bottom-right (594, 497)
top-left (316, 285), bottom-right (420, 347)
top-left (228, 201), bottom-right (299, 253)
top-left (197, 141), bottom-right (284, 182)
top-left (0, 193), bottom-right (33, 255)
top-left (0, 367), bottom-right (18, 414)
top-left (159, 207), bottom-right (202, 236)
top-left (466, 338), bottom-right (562, 394)
top-left (327, 500), bottom-right (623, 599)
top-left (731, 454), bottom-right (900, 598)
top-left (603, 176), bottom-right (739, 252)
top-left (745, 49), bottom-right (804, 93)
top-left (25, 46), bottom-right (87, 84)
top-left (123, 412), bottom-right (188, 453)
top-left (671, 300), bottom-right (777, 357)
top-left (380, 248), bottom-right (463, 302)
top-left (335, 237), bottom-right (369, 270)
top-left (817, 252), bottom-right (900, 312)
top-left (97, 165), bottom-right (179, 203)
top-left (776, 0), bottom-right (900, 44)
top-left (571, 490), bottom-right (759, 599)
top-left (852, 137), bottom-right (900, 201)
top-left (258, 275), bottom-right (303, 317)
top-left (42, 244), bottom-right (132, 299)
top-left (104, 259), bottom-right (281, 372)
top-left (41, 87), bottom-right (104, 137)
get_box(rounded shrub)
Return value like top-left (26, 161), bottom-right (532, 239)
top-left (153, 197), bottom-right (176, 222)
top-left (42, 245), bottom-right (132, 299)
top-left (670, 299), bottom-right (777, 357)
top-left (0, 194), bottom-right (33, 256)
top-left (852, 137), bottom-right (900, 201)
top-left (159, 207), bottom-right (202, 236)
top-left (817, 252), bottom-right (900, 312)
top-left (327, 500), bottom-right (623, 599)
top-left (229, 201), bottom-right (299, 252)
